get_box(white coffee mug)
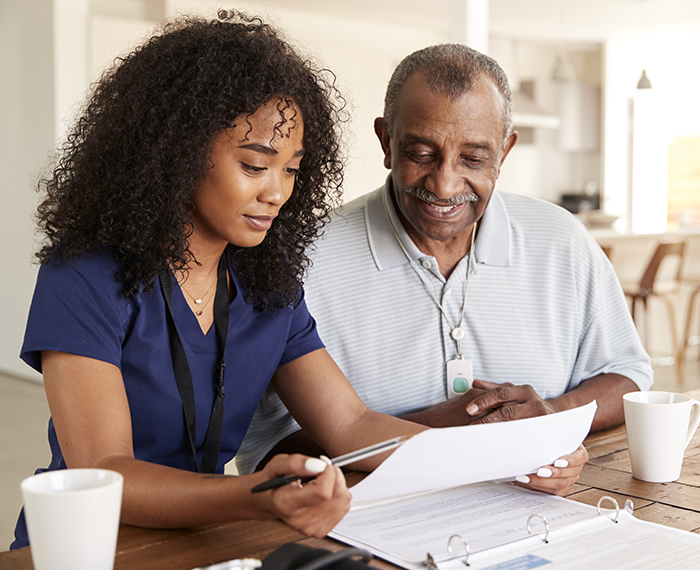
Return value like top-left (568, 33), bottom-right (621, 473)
top-left (623, 391), bottom-right (700, 483)
top-left (21, 468), bottom-right (123, 570)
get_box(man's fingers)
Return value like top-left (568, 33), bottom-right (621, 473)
top-left (466, 383), bottom-right (518, 416)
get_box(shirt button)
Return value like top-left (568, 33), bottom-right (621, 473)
top-left (422, 260), bottom-right (431, 269)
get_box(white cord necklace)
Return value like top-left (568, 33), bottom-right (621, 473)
top-left (381, 190), bottom-right (476, 360)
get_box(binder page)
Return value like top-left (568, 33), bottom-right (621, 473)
top-left (330, 482), bottom-right (600, 569)
top-left (349, 401), bottom-right (597, 503)
top-left (464, 511), bottom-right (700, 570)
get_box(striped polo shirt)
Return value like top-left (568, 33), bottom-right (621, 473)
top-left (235, 181), bottom-right (653, 474)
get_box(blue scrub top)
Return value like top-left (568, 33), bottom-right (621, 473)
top-left (12, 248), bottom-right (323, 549)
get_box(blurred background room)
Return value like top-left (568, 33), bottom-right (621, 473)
top-left (2, 0), bottom-right (700, 548)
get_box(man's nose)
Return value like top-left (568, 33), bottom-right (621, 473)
top-left (423, 161), bottom-right (463, 200)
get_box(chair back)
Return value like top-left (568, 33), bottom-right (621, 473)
top-left (639, 241), bottom-right (685, 296)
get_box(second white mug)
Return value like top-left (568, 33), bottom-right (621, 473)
top-left (623, 391), bottom-right (700, 483)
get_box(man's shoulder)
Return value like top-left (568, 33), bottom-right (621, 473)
top-left (498, 191), bottom-right (587, 234)
top-left (318, 187), bottom-right (382, 241)
top-left (328, 189), bottom-right (375, 225)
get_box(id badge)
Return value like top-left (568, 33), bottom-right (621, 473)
top-left (446, 358), bottom-right (473, 399)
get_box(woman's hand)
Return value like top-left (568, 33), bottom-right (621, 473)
top-left (258, 454), bottom-right (351, 537)
top-left (514, 444), bottom-right (588, 497)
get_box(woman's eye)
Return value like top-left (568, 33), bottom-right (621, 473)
top-left (242, 163), bottom-right (266, 173)
top-left (284, 168), bottom-right (300, 177)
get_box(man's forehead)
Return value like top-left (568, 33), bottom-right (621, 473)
top-left (393, 73), bottom-right (506, 143)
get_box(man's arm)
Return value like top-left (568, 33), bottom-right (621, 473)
top-left (260, 372), bottom-right (638, 467)
top-left (464, 373), bottom-right (639, 432)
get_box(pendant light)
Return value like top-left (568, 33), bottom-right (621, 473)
top-left (637, 70), bottom-right (652, 89)
top-left (636, 0), bottom-right (653, 90)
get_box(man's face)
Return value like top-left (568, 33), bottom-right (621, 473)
top-left (375, 72), bottom-right (517, 249)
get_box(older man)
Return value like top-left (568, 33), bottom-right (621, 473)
top-left (236, 44), bottom-right (652, 476)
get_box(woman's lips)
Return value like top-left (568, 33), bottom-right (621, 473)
top-left (244, 215), bottom-right (275, 231)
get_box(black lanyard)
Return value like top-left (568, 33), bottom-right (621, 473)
top-left (159, 254), bottom-right (229, 473)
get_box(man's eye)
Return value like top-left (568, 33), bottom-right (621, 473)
top-left (405, 149), bottom-right (433, 163)
top-left (461, 156), bottom-right (487, 168)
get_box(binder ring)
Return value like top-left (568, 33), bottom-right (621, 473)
top-left (526, 514), bottom-right (550, 543)
top-left (447, 534), bottom-right (470, 566)
top-left (596, 496), bottom-right (621, 523)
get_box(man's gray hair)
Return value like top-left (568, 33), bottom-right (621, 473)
top-left (383, 44), bottom-right (513, 140)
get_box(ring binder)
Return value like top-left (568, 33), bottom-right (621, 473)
top-left (424, 495), bottom-right (631, 568)
top-left (332, 482), bottom-right (700, 570)
top-left (596, 496), bottom-right (620, 523)
top-left (447, 535), bottom-right (470, 566)
top-left (526, 514), bottom-right (550, 543)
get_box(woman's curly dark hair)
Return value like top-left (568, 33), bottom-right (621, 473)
top-left (36, 10), bottom-right (345, 310)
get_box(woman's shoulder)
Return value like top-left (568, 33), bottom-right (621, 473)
top-left (37, 248), bottom-right (126, 301)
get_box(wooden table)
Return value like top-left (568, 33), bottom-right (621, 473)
top-left (4, 389), bottom-right (700, 569)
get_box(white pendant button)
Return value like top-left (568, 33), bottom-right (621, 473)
top-left (195, 299), bottom-right (202, 304)
top-left (451, 327), bottom-right (465, 340)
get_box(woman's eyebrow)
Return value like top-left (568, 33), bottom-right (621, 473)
top-left (239, 142), bottom-right (305, 157)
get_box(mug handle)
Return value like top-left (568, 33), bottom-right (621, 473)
top-left (684, 399), bottom-right (700, 449)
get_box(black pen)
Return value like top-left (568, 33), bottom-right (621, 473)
top-left (250, 435), bottom-right (412, 493)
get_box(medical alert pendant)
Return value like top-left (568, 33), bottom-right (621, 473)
top-left (446, 358), bottom-right (473, 400)
top-left (451, 327), bottom-right (465, 340)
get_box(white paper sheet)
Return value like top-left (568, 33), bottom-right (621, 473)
top-left (332, 481), bottom-right (700, 570)
top-left (332, 483), bottom-right (600, 567)
top-left (349, 401), bottom-right (597, 503)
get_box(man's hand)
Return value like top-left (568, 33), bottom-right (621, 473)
top-left (400, 386), bottom-right (491, 427)
top-left (465, 379), bottom-right (559, 424)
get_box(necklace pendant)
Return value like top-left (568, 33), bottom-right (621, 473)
top-left (196, 310), bottom-right (203, 316)
top-left (195, 299), bottom-right (203, 304)
top-left (451, 327), bottom-right (465, 340)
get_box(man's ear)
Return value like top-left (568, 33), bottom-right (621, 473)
top-left (502, 131), bottom-right (518, 162)
top-left (497, 130), bottom-right (519, 175)
top-left (374, 117), bottom-right (392, 170)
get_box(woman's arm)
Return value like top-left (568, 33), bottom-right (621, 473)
top-left (272, 349), bottom-right (427, 471)
top-left (41, 350), bottom-right (350, 537)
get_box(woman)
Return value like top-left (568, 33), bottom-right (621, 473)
top-left (12, 10), bottom-right (585, 549)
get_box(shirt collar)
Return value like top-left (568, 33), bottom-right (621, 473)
top-left (366, 177), bottom-right (512, 271)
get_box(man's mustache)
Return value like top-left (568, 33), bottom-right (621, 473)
top-left (405, 186), bottom-right (479, 206)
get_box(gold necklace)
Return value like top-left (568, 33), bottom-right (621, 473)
top-left (180, 276), bottom-right (216, 317)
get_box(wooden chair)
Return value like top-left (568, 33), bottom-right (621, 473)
top-left (621, 241), bottom-right (686, 381)
top-left (681, 283), bottom-right (700, 364)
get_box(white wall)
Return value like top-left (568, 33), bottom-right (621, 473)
top-left (0, 0), bottom-right (55, 381)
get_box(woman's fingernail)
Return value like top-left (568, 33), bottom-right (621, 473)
top-left (467, 404), bottom-right (478, 415)
top-left (304, 457), bottom-right (328, 473)
top-left (320, 455), bottom-right (333, 466)
top-left (554, 459), bottom-right (569, 468)
top-left (537, 468), bottom-right (553, 478)
top-left (515, 475), bottom-right (530, 484)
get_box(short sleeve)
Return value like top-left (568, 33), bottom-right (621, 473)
top-left (21, 253), bottom-right (128, 372)
top-left (278, 292), bottom-right (325, 366)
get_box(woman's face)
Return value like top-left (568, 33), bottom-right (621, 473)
top-left (191, 99), bottom-right (304, 250)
